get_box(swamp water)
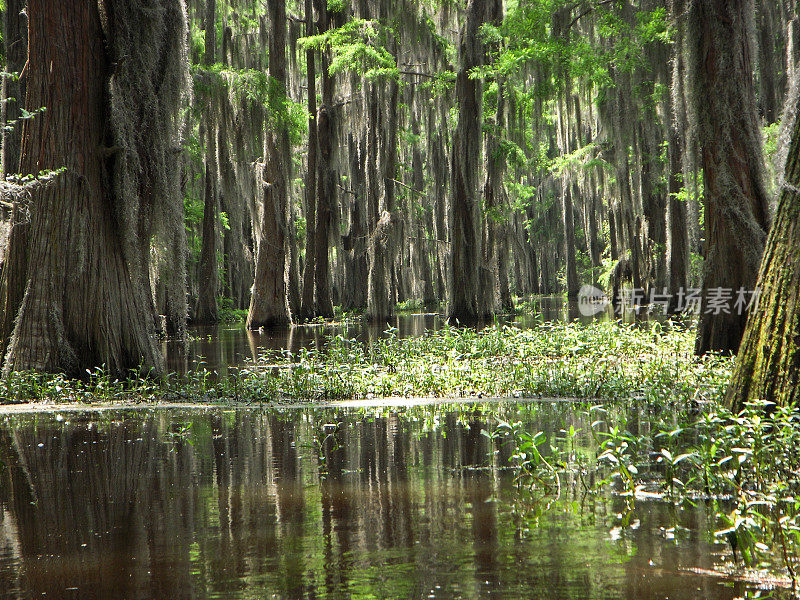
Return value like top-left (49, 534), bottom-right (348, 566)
top-left (0, 402), bottom-right (783, 600)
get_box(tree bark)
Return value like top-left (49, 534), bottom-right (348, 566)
top-left (688, 0), bottom-right (770, 354)
top-left (448, 0), bottom-right (501, 323)
top-left (1, 0), bottom-right (27, 179)
top-left (194, 0), bottom-right (220, 324)
top-left (562, 182), bottom-right (579, 299)
top-left (2, 0), bottom-right (176, 377)
top-left (314, 103), bottom-right (335, 320)
top-left (298, 0), bottom-right (318, 321)
top-left (365, 84), bottom-right (390, 321)
top-left (342, 131), bottom-right (369, 311)
top-left (311, 0), bottom-right (335, 320)
top-left (483, 78), bottom-right (507, 310)
top-left (366, 78), bottom-right (400, 321)
top-left (727, 77), bottom-right (800, 410)
top-left (247, 0), bottom-right (291, 329)
top-left (666, 126), bottom-right (689, 313)
top-left (0, 205), bottom-right (28, 359)
top-left (666, 0), bottom-right (690, 313)
top-left (0, 0), bottom-right (29, 357)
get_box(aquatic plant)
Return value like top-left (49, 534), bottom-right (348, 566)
top-left (0, 321), bottom-right (732, 406)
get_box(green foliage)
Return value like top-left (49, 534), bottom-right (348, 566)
top-left (0, 321), bottom-right (731, 406)
top-left (192, 64), bottom-right (307, 143)
top-left (597, 256), bottom-right (619, 290)
top-left (2, 104), bottom-right (46, 134)
top-left (495, 138), bottom-right (528, 169)
top-left (764, 122), bottom-right (781, 160)
top-left (218, 298), bottom-right (248, 323)
top-left (482, 0), bottom-right (670, 106)
top-left (498, 395), bottom-right (800, 589)
top-left (293, 215), bottom-right (307, 247)
top-left (423, 70), bottom-right (457, 97)
top-left (549, 142), bottom-right (601, 178)
top-left (689, 251), bottom-right (704, 289)
top-left (6, 167), bottom-right (67, 186)
top-left (299, 19), bottom-right (398, 79)
top-left (189, 24), bottom-right (205, 60)
top-left (396, 298), bottom-right (426, 312)
top-left (327, 0), bottom-right (348, 12)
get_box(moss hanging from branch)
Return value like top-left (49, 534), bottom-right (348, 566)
top-left (191, 64), bottom-right (307, 143)
top-left (104, 0), bottom-right (191, 263)
top-left (104, 0), bottom-right (192, 338)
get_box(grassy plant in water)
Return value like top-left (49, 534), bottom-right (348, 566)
top-left (493, 396), bottom-right (800, 594)
top-left (0, 321), bottom-right (732, 405)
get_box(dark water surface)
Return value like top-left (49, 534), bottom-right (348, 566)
top-left (0, 403), bottom-right (780, 600)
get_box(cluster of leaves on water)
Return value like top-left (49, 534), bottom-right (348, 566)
top-left (0, 321), bottom-right (731, 405)
top-left (319, 320), bottom-right (730, 402)
top-left (492, 396), bottom-right (800, 596)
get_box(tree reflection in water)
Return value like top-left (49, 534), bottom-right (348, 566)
top-left (0, 405), bottom-right (772, 599)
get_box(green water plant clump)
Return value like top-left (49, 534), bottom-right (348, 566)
top-left (0, 321), bottom-right (732, 405)
top-left (492, 397), bottom-right (800, 594)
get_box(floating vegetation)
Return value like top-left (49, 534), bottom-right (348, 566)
top-left (0, 321), bottom-right (732, 406)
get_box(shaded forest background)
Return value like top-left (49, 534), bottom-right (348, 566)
top-left (0, 0), bottom-right (797, 377)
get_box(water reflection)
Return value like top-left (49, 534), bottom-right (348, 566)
top-left (0, 404), bottom-right (777, 600)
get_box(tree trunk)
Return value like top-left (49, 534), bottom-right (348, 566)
top-left (448, 0), bottom-right (500, 323)
top-left (588, 176), bottom-right (601, 270)
top-left (194, 0), bottom-right (220, 324)
top-left (0, 208), bottom-right (27, 359)
top-left (247, 0), bottom-right (291, 329)
top-left (160, 154), bottom-right (189, 340)
top-left (666, 127), bottom-right (689, 313)
top-left (413, 136), bottom-right (437, 309)
top-left (365, 85), bottom-right (390, 321)
top-left (298, 0), bottom-right (318, 322)
top-left (431, 123), bottom-right (449, 304)
top-left (688, 0), bottom-right (770, 354)
top-left (639, 118), bottom-right (667, 292)
top-left (0, 0), bottom-right (29, 358)
top-left (314, 103), bottom-right (335, 320)
top-left (217, 93), bottom-right (248, 312)
top-left (287, 211), bottom-right (302, 317)
top-left (342, 132), bottom-right (369, 311)
top-left (1, 0), bottom-right (27, 179)
top-left (483, 78), bottom-right (507, 311)
top-left (312, 0), bottom-right (335, 320)
top-left (562, 183), bottom-right (579, 299)
top-left (3, 0), bottom-right (188, 377)
top-left (194, 122), bottom-right (220, 323)
top-left (727, 78), bottom-right (800, 410)
top-left (367, 78), bottom-right (400, 321)
top-left (756, 0), bottom-right (784, 125)
top-left (666, 0), bottom-right (690, 313)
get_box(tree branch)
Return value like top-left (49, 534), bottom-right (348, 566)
top-left (398, 70), bottom-right (437, 79)
top-left (386, 178), bottom-right (425, 196)
top-left (337, 183), bottom-right (356, 196)
top-left (568, 0), bottom-right (616, 30)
